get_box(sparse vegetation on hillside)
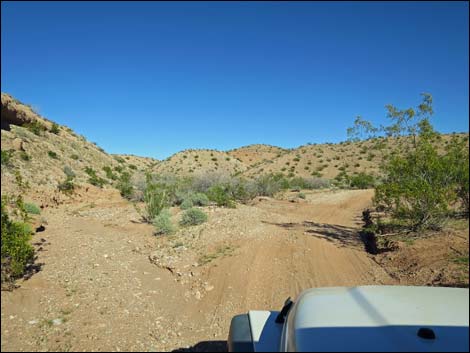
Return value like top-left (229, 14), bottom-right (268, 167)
top-left (116, 171), bottom-right (133, 199)
top-left (50, 122), bottom-right (60, 134)
top-left (1, 150), bottom-right (13, 167)
top-left (24, 120), bottom-right (47, 136)
top-left (84, 166), bottom-right (106, 188)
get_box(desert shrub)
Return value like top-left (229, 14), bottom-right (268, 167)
top-left (190, 192), bottom-right (210, 206)
top-left (58, 176), bottom-right (75, 195)
top-left (24, 202), bottom-right (41, 215)
top-left (117, 171), bottom-right (133, 199)
top-left (180, 208), bottom-right (208, 226)
top-left (102, 166), bottom-right (118, 180)
top-left (1, 150), bottom-right (13, 166)
top-left (374, 138), bottom-right (455, 230)
top-left (129, 164), bottom-right (137, 170)
top-left (143, 182), bottom-right (170, 222)
top-left (114, 165), bottom-right (124, 173)
top-left (115, 156), bottom-right (125, 164)
top-left (255, 173), bottom-right (288, 197)
top-left (180, 198), bottom-right (194, 210)
top-left (70, 154), bottom-right (79, 160)
top-left (24, 120), bottom-right (46, 136)
top-left (305, 177), bottom-right (331, 189)
top-left (153, 209), bottom-right (176, 235)
top-left (289, 177), bottom-right (309, 190)
top-left (63, 166), bottom-right (75, 178)
top-left (298, 192), bottom-right (306, 199)
top-left (50, 123), bottom-right (60, 134)
top-left (47, 150), bottom-right (59, 159)
top-left (1, 199), bottom-right (34, 281)
top-left (19, 151), bottom-right (30, 161)
top-left (191, 172), bottom-right (230, 193)
top-left (207, 184), bottom-right (236, 208)
top-left (84, 166), bottom-right (106, 188)
top-left (443, 137), bottom-right (469, 216)
top-left (349, 173), bottom-right (375, 189)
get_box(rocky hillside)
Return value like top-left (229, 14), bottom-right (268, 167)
top-left (1, 93), bottom-right (158, 205)
top-left (152, 149), bottom-right (247, 177)
top-left (2, 92), bottom-right (468, 204)
top-left (227, 144), bottom-right (289, 168)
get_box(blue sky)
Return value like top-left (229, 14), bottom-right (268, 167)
top-left (2, 1), bottom-right (468, 159)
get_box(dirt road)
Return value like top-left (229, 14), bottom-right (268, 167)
top-left (1, 189), bottom-right (394, 352)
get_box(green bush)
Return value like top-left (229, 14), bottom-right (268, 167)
top-left (444, 137), bottom-right (469, 216)
top-left (129, 164), bottom-right (137, 170)
top-left (180, 198), bottom-right (194, 210)
top-left (143, 183), bottom-right (170, 222)
top-left (24, 202), bottom-right (41, 215)
top-left (70, 154), bottom-right (79, 160)
top-left (20, 151), bottom-right (30, 161)
top-left (1, 150), bottom-right (13, 166)
top-left (24, 120), bottom-right (46, 136)
top-left (153, 209), bottom-right (176, 235)
top-left (207, 184), bottom-right (236, 208)
top-left (58, 176), bottom-right (75, 195)
top-left (375, 138), bottom-right (455, 230)
top-left (102, 166), bottom-right (118, 180)
top-left (47, 150), bottom-right (59, 159)
top-left (349, 173), bottom-right (375, 189)
top-left (190, 193), bottom-right (210, 206)
top-left (50, 123), bottom-right (60, 134)
top-left (1, 199), bottom-right (34, 281)
top-left (117, 171), bottom-right (133, 199)
top-left (84, 166), bottom-right (106, 188)
top-left (180, 208), bottom-right (208, 226)
top-left (298, 192), bottom-right (306, 199)
top-left (255, 174), bottom-right (288, 197)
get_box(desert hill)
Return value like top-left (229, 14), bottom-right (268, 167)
top-left (2, 92), bottom-right (468, 203)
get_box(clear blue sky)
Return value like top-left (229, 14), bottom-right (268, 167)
top-left (2, 1), bottom-right (468, 159)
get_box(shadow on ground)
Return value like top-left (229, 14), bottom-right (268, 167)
top-left (264, 220), bottom-right (363, 249)
top-left (172, 340), bottom-right (227, 352)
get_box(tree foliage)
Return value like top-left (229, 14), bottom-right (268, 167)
top-left (349, 94), bottom-right (469, 230)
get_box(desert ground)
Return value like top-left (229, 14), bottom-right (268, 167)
top-left (2, 188), bottom-right (397, 352)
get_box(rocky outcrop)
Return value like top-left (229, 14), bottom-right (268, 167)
top-left (1, 93), bottom-right (37, 130)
